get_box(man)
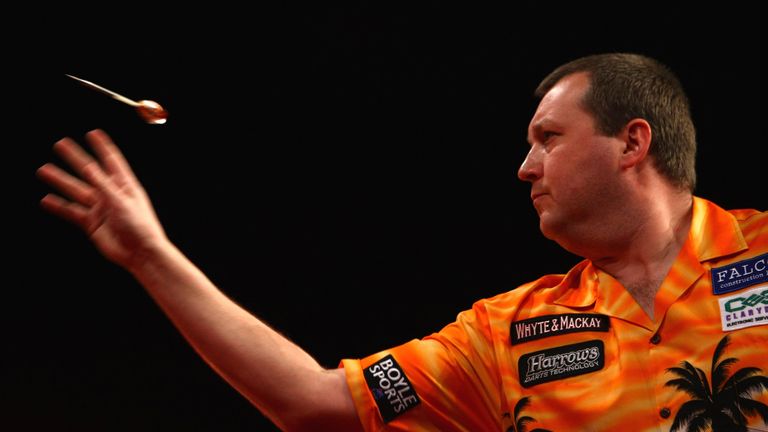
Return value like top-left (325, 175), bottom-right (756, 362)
top-left (38, 53), bottom-right (767, 431)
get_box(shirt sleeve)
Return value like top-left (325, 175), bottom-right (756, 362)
top-left (340, 300), bottom-right (503, 431)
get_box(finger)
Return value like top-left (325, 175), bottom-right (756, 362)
top-left (86, 129), bottom-right (139, 182)
top-left (53, 137), bottom-right (120, 196)
top-left (53, 137), bottom-right (105, 183)
top-left (40, 193), bottom-right (90, 228)
top-left (37, 163), bottom-right (98, 207)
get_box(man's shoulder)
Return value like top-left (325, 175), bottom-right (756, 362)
top-left (729, 207), bottom-right (767, 245)
top-left (698, 196), bottom-right (765, 229)
top-left (729, 207), bottom-right (767, 227)
top-left (729, 207), bottom-right (766, 221)
top-left (479, 260), bottom-right (591, 309)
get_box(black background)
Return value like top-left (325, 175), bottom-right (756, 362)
top-left (10, 4), bottom-right (765, 431)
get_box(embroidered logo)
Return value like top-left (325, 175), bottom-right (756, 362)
top-left (363, 354), bottom-right (420, 422)
top-left (518, 340), bottom-right (605, 388)
top-left (718, 284), bottom-right (768, 331)
top-left (711, 253), bottom-right (768, 295)
top-left (510, 313), bottom-right (610, 345)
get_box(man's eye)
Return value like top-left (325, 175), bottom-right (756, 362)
top-left (542, 131), bottom-right (558, 141)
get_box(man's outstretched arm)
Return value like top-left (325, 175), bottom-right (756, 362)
top-left (37, 129), bottom-right (362, 431)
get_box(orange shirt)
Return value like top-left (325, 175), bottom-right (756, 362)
top-left (341, 197), bottom-right (768, 431)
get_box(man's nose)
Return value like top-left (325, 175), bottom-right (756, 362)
top-left (517, 148), bottom-right (541, 182)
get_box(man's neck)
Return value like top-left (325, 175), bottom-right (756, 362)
top-left (592, 195), bottom-right (693, 319)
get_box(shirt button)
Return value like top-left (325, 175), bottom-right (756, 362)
top-left (660, 407), bottom-right (671, 418)
top-left (650, 333), bottom-right (661, 344)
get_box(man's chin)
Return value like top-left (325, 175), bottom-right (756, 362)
top-left (538, 216), bottom-right (565, 241)
top-left (538, 220), bottom-right (554, 239)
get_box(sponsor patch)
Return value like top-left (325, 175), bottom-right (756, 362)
top-left (518, 340), bottom-right (605, 388)
top-left (718, 284), bottom-right (768, 331)
top-left (363, 354), bottom-right (420, 423)
top-left (711, 253), bottom-right (768, 295)
top-left (510, 313), bottom-right (610, 345)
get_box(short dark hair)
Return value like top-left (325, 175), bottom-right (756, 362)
top-left (536, 53), bottom-right (697, 191)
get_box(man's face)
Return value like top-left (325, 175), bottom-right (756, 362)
top-left (519, 72), bottom-right (626, 248)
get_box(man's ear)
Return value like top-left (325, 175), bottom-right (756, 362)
top-left (619, 118), bottom-right (652, 169)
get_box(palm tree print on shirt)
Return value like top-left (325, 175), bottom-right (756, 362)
top-left (664, 334), bottom-right (768, 432)
top-left (505, 396), bottom-right (552, 432)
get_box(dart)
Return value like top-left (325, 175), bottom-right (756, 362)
top-left (66, 74), bottom-right (168, 124)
